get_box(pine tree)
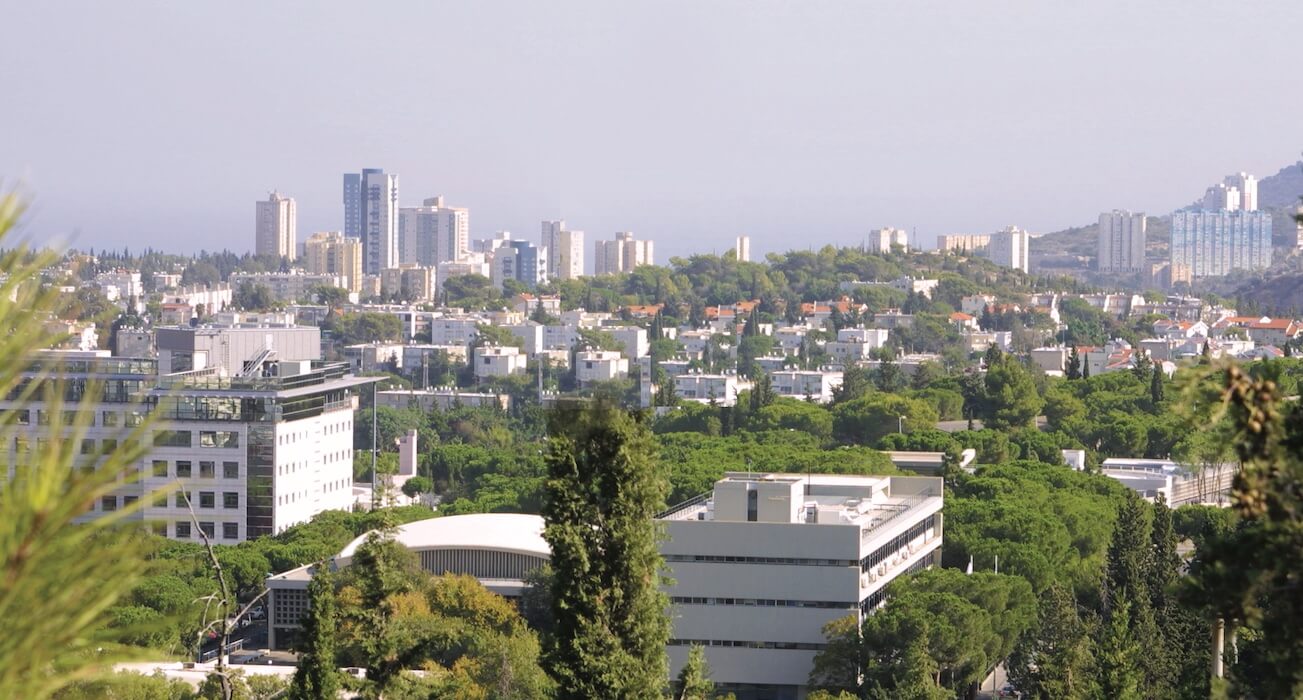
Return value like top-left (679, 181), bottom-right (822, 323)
top-left (1105, 495), bottom-right (1167, 695)
top-left (1065, 347), bottom-right (1081, 380)
top-left (1009, 583), bottom-right (1095, 700)
top-left (1095, 596), bottom-right (1145, 700)
top-left (1149, 365), bottom-right (1164, 406)
top-left (676, 645), bottom-right (715, 700)
top-left (289, 568), bottom-right (341, 700)
top-left (541, 402), bottom-right (670, 699)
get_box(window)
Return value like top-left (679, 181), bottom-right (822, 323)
top-left (154, 430), bottom-right (191, 448)
top-left (125, 412), bottom-right (145, 427)
top-left (101, 411), bottom-right (119, 427)
top-left (223, 461), bottom-right (239, 479)
top-left (200, 461), bottom-right (215, 478)
top-left (15, 410), bottom-right (29, 425)
top-left (223, 492), bottom-right (239, 509)
top-left (175, 521), bottom-right (191, 538)
top-left (123, 495), bottom-right (138, 508)
top-left (36, 410), bottom-right (50, 426)
top-left (222, 523), bottom-right (239, 540)
top-left (101, 495), bottom-right (117, 512)
top-left (152, 460), bottom-right (168, 477)
top-left (176, 461), bottom-right (192, 478)
top-left (153, 493), bottom-right (168, 508)
top-left (101, 438), bottom-right (117, 452)
top-left (151, 521), bottom-right (167, 536)
top-left (200, 431), bottom-right (239, 448)
top-left (199, 492), bottom-right (215, 509)
top-left (175, 491), bottom-right (189, 508)
top-left (747, 489), bottom-right (758, 522)
top-left (199, 521), bottom-right (215, 538)
top-left (81, 439), bottom-right (95, 455)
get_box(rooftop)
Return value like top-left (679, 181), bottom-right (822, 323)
top-left (336, 513), bottom-right (548, 564)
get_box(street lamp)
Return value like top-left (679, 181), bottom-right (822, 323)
top-left (898, 415), bottom-right (905, 434)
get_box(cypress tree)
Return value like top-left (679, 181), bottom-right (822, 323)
top-left (1065, 347), bottom-right (1081, 380)
top-left (675, 645), bottom-right (715, 700)
top-left (541, 402), bottom-right (670, 699)
top-left (289, 568), bottom-right (342, 700)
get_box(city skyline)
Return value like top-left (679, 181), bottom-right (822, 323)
top-left (3, 3), bottom-right (1302, 259)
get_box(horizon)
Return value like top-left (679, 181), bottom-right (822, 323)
top-left (4, 2), bottom-right (1302, 259)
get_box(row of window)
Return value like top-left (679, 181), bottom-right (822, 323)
top-left (175, 521), bottom-right (240, 540)
top-left (152, 430), bottom-right (240, 449)
top-left (99, 494), bottom-right (139, 511)
top-left (14, 409), bottom-right (145, 427)
top-left (668, 639), bottom-right (828, 651)
top-left (671, 596), bottom-right (855, 610)
top-left (152, 459), bottom-right (240, 479)
top-left (861, 513), bottom-right (939, 573)
top-left (173, 491), bottom-right (241, 509)
top-left (663, 554), bottom-right (856, 568)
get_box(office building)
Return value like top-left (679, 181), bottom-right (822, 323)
top-left (1097, 210), bottom-right (1147, 272)
top-left (594, 232), bottom-right (654, 275)
top-left (735, 235), bottom-right (751, 262)
top-left (491, 240), bottom-right (548, 289)
top-left (255, 191), bottom-right (296, 259)
top-left (155, 321), bottom-right (321, 375)
top-left (543, 221), bottom-right (585, 280)
top-left (303, 231), bottom-right (363, 293)
top-left (1170, 209), bottom-right (1273, 278)
top-left (659, 473), bottom-right (944, 698)
top-left (343, 169), bottom-right (399, 274)
top-left (989, 226), bottom-right (1030, 273)
top-left (3, 348), bottom-right (375, 544)
top-left (865, 227), bottom-right (908, 254)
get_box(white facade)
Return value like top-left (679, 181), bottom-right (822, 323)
top-left (543, 221), bottom-right (585, 280)
top-left (255, 191), bottom-right (297, 259)
top-left (1097, 210), bottom-right (1146, 272)
top-left (825, 327), bottom-right (891, 363)
top-left (674, 373), bottom-right (750, 405)
top-left (1204, 172), bottom-right (1258, 212)
top-left (735, 235), bottom-right (751, 262)
top-left (989, 226), bottom-right (1030, 273)
top-left (575, 350), bottom-right (629, 384)
top-left (594, 232), bottom-right (654, 274)
top-left (229, 271), bottom-right (348, 304)
top-left (358, 170), bottom-right (399, 275)
top-left (865, 227), bottom-right (908, 254)
top-left (660, 473), bottom-right (944, 695)
top-left (769, 370), bottom-right (843, 403)
top-left (474, 345), bottom-right (527, 378)
top-left (607, 326), bottom-right (650, 359)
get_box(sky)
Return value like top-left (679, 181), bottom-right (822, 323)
top-left (3, 1), bottom-right (1302, 261)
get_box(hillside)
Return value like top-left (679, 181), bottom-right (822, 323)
top-left (1031, 216), bottom-right (1169, 259)
top-left (1259, 160), bottom-right (1303, 210)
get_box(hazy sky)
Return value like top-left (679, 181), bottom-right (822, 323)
top-left (3, 1), bottom-right (1301, 259)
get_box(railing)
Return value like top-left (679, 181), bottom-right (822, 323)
top-left (657, 492), bottom-right (711, 520)
top-left (860, 489), bottom-right (939, 545)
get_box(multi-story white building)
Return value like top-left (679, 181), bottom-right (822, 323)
top-left (1170, 209), bottom-right (1273, 278)
top-left (229, 271), bottom-right (349, 304)
top-left (1203, 172), bottom-right (1258, 212)
top-left (492, 241), bottom-right (548, 289)
top-left (343, 169), bottom-right (399, 275)
top-left (769, 370), bottom-right (843, 403)
top-left (1097, 210), bottom-right (1146, 272)
top-left (865, 227), bottom-right (908, 254)
top-left (659, 472), bottom-right (944, 698)
top-left (594, 232), bottom-right (654, 274)
top-left (989, 226), bottom-right (1030, 273)
top-left (3, 351), bottom-right (373, 543)
top-left (436, 256), bottom-right (492, 295)
top-left (380, 265), bottom-right (435, 303)
top-left (825, 327), bottom-right (891, 363)
top-left (399, 196), bottom-right (469, 267)
top-left (735, 235), bottom-right (751, 262)
top-left (255, 191), bottom-right (297, 259)
top-left (474, 345), bottom-right (527, 379)
top-left (96, 270), bottom-right (145, 302)
top-left (154, 322), bottom-right (321, 375)
top-left (575, 350), bottom-right (629, 385)
top-left (674, 373), bottom-right (750, 406)
top-left (303, 231), bottom-right (363, 293)
top-left (376, 388), bottom-right (509, 413)
top-left (606, 326), bottom-right (650, 359)
top-left (543, 221), bottom-right (585, 280)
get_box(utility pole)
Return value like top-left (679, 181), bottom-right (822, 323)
top-left (371, 381), bottom-right (377, 507)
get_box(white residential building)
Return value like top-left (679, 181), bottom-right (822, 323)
top-left (543, 221), bottom-right (585, 280)
top-left (865, 227), bottom-right (908, 254)
top-left (255, 191), bottom-right (297, 259)
top-left (1203, 172), bottom-right (1258, 212)
top-left (376, 388), bottom-right (509, 413)
top-left (607, 326), bottom-right (650, 359)
top-left (474, 345), bottom-right (527, 379)
top-left (400, 196), bottom-right (469, 267)
top-left (303, 232), bottom-right (364, 293)
top-left (735, 235), bottom-right (751, 262)
top-left (575, 350), bottom-right (629, 384)
top-left (1097, 210), bottom-right (1146, 272)
top-left (989, 226), bottom-right (1030, 273)
top-left (594, 231), bottom-right (654, 274)
top-left (769, 369), bottom-right (843, 403)
top-left (674, 373), bottom-right (750, 406)
top-left (660, 473), bottom-right (944, 696)
top-left (229, 271), bottom-right (349, 304)
top-left (825, 327), bottom-right (890, 363)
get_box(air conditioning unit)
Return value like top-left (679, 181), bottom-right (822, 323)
top-left (877, 565), bottom-right (887, 576)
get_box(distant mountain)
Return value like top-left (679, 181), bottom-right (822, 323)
top-left (1259, 160), bottom-right (1303, 211)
